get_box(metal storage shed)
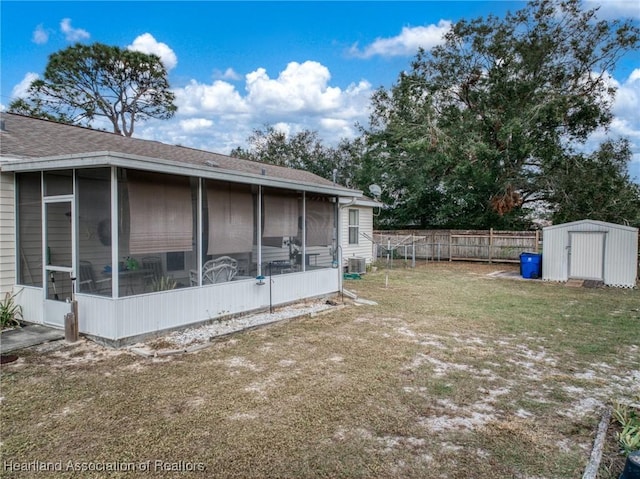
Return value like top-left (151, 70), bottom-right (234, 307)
top-left (542, 220), bottom-right (638, 288)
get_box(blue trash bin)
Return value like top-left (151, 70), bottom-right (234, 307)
top-left (520, 252), bottom-right (542, 279)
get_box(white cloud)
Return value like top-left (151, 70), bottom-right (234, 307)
top-left (60, 18), bottom-right (90, 42)
top-left (174, 79), bottom-right (248, 116)
top-left (179, 118), bottom-right (214, 132)
top-left (583, 69), bottom-right (640, 182)
top-left (610, 70), bottom-right (640, 143)
top-left (127, 33), bottom-right (178, 71)
top-left (271, 122), bottom-right (292, 137)
top-left (245, 61), bottom-right (342, 113)
top-left (213, 68), bottom-right (242, 81)
top-left (32, 24), bottom-right (49, 44)
top-left (584, 0), bottom-right (640, 20)
top-left (613, 71), bottom-right (640, 182)
top-left (12, 72), bottom-right (39, 99)
top-left (139, 61), bottom-right (373, 155)
top-left (350, 21), bottom-right (452, 58)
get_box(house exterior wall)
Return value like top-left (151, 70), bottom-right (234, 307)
top-left (0, 171), bottom-right (16, 294)
top-left (542, 220), bottom-right (638, 288)
top-left (340, 205), bottom-right (374, 266)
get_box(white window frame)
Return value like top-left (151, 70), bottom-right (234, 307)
top-left (348, 209), bottom-right (359, 245)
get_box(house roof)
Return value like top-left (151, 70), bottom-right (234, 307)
top-left (0, 112), bottom-right (359, 197)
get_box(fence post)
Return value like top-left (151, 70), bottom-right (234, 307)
top-left (535, 230), bottom-right (539, 253)
top-left (489, 228), bottom-right (493, 263)
top-left (412, 240), bottom-right (416, 268)
top-left (387, 238), bottom-right (391, 268)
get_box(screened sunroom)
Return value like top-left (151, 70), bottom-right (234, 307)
top-left (0, 113), bottom-right (360, 345)
top-left (5, 151), bottom-right (350, 346)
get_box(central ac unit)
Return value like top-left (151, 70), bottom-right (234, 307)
top-left (348, 257), bottom-right (367, 274)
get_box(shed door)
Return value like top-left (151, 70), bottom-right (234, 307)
top-left (569, 232), bottom-right (606, 281)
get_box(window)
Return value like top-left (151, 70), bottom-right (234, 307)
top-left (166, 252), bottom-right (185, 272)
top-left (348, 209), bottom-right (359, 245)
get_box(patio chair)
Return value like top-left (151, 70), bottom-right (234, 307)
top-left (141, 256), bottom-right (162, 278)
top-left (189, 269), bottom-right (199, 287)
top-left (202, 256), bottom-right (238, 284)
top-left (141, 256), bottom-right (163, 288)
top-left (78, 260), bottom-right (111, 294)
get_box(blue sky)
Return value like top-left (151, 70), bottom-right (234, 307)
top-left (1, 1), bottom-right (639, 181)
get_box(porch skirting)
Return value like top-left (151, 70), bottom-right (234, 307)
top-left (14, 269), bottom-right (341, 347)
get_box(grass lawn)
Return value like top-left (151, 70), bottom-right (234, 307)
top-left (1, 262), bottom-right (638, 478)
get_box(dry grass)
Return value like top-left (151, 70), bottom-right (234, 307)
top-left (1, 262), bottom-right (638, 478)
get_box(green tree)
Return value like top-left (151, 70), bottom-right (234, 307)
top-left (362, 0), bottom-right (639, 228)
top-left (231, 125), bottom-right (364, 187)
top-left (9, 42), bottom-right (176, 136)
top-left (546, 140), bottom-right (640, 225)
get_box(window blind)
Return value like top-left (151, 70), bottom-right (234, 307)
top-left (207, 183), bottom-right (254, 255)
top-left (263, 193), bottom-right (298, 238)
top-left (306, 199), bottom-right (333, 246)
top-left (127, 172), bottom-right (193, 254)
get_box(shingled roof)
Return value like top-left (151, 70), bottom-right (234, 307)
top-left (0, 113), bottom-right (355, 195)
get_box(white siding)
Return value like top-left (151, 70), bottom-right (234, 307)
top-left (12, 286), bottom-right (43, 324)
top-left (71, 268), bottom-right (340, 344)
top-left (0, 172), bottom-right (16, 294)
top-left (340, 205), bottom-right (374, 266)
top-left (543, 220), bottom-right (638, 288)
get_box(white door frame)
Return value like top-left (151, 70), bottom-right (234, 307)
top-left (42, 194), bottom-right (75, 328)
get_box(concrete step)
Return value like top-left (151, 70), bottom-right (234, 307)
top-left (1, 324), bottom-right (64, 354)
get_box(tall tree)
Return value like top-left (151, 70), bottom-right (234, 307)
top-left (362, 0), bottom-right (639, 228)
top-left (546, 140), bottom-right (640, 225)
top-left (9, 42), bottom-right (176, 136)
top-left (231, 125), bottom-right (363, 187)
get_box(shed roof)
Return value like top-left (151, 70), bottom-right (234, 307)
top-left (543, 219), bottom-right (638, 233)
top-left (0, 113), bottom-right (358, 197)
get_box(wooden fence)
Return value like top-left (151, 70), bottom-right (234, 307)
top-left (373, 229), bottom-right (541, 264)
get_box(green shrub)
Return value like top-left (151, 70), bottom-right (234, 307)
top-left (1, 290), bottom-right (23, 329)
top-left (151, 276), bottom-right (177, 292)
top-left (613, 402), bottom-right (640, 455)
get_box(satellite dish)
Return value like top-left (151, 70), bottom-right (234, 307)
top-left (369, 184), bottom-right (382, 198)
